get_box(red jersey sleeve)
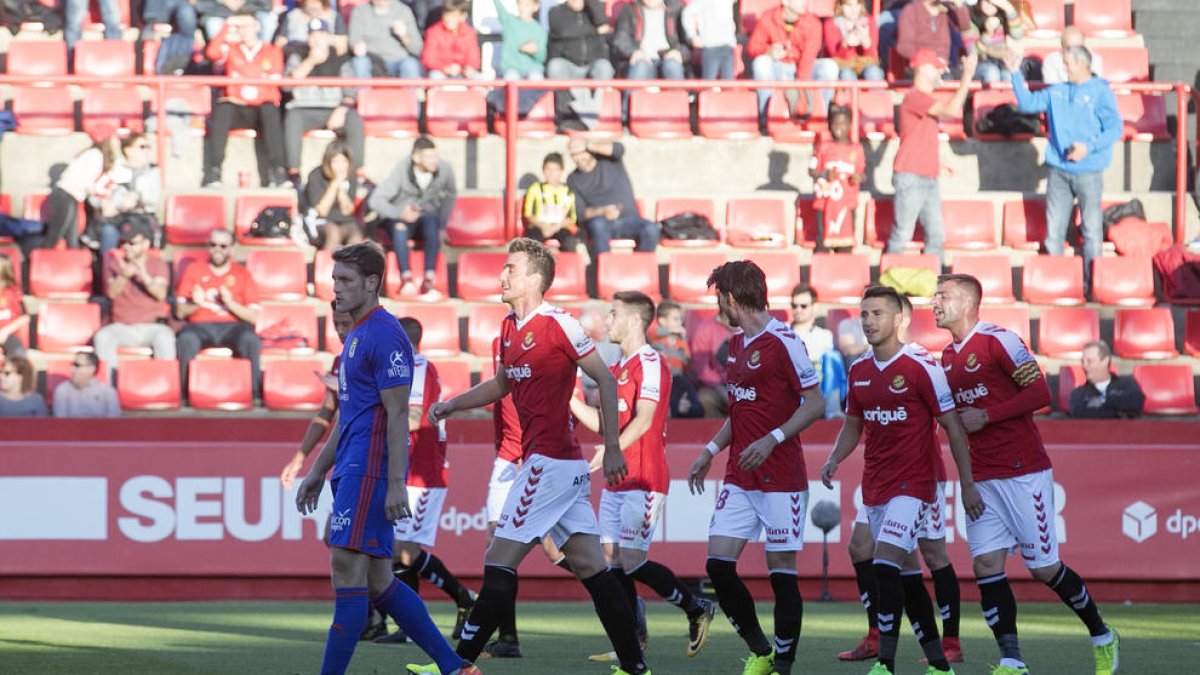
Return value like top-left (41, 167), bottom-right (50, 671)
top-left (989, 329), bottom-right (1042, 389)
top-left (234, 265), bottom-right (260, 307)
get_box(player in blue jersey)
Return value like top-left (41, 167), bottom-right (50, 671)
top-left (296, 241), bottom-right (480, 675)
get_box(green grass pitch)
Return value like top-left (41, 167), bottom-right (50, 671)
top-left (1, 600), bottom-right (1197, 674)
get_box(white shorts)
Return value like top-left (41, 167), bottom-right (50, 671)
top-left (393, 485), bottom-right (448, 547)
top-left (865, 495), bottom-right (929, 554)
top-left (598, 489), bottom-right (667, 552)
top-left (967, 469), bottom-right (1059, 569)
top-left (709, 484), bottom-right (808, 552)
top-left (486, 457), bottom-right (520, 523)
top-left (493, 454), bottom-right (599, 548)
top-left (855, 482), bottom-right (946, 540)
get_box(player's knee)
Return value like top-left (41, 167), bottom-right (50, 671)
top-left (1029, 561), bottom-right (1061, 584)
top-left (706, 557), bottom-right (738, 587)
top-left (848, 532), bottom-right (874, 561)
top-left (618, 548), bottom-right (646, 571)
top-left (972, 553), bottom-right (1005, 579)
top-left (919, 539), bottom-right (950, 570)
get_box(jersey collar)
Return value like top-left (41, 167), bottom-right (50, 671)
top-left (350, 305), bottom-right (387, 331)
top-left (871, 343), bottom-right (907, 371)
top-left (514, 301), bottom-right (552, 330)
top-left (949, 320), bottom-right (982, 353)
top-left (741, 317), bottom-right (781, 347)
top-left (619, 343), bottom-right (653, 367)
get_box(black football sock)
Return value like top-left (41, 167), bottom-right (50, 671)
top-left (978, 573), bottom-right (1023, 662)
top-left (853, 559), bottom-right (879, 629)
top-left (611, 566), bottom-right (639, 615)
top-left (582, 569), bottom-right (648, 674)
top-left (902, 571), bottom-right (948, 670)
top-left (497, 598), bottom-right (519, 643)
top-left (392, 558), bottom-right (420, 592)
top-left (415, 550), bottom-right (472, 607)
top-left (1047, 564), bottom-right (1108, 637)
top-left (769, 570), bottom-right (803, 671)
top-left (455, 564), bottom-right (516, 662)
top-left (629, 559), bottom-right (700, 614)
top-left (707, 557), bottom-right (771, 656)
top-left (873, 561), bottom-right (904, 672)
top-left (930, 563), bottom-right (960, 638)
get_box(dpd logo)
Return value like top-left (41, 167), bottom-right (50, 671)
top-left (1122, 501), bottom-right (1156, 543)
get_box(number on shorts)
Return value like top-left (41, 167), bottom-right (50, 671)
top-left (715, 488), bottom-right (730, 511)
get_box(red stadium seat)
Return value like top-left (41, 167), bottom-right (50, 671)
top-left (1026, 0), bottom-right (1065, 35)
top-left (766, 94), bottom-right (815, 144)
top-left (1186, 311), bottom-right (1200, 358)
top-left (1091, 46), bottom-right (1148, 83)
top-left (950, 254), bottom-right (1014, 303)
top-left (171, 248), bottom-right (208, 286)
top-left (749, 250), bottom-right (802, 303)
top-left (431, 358), bottom-right (472, 402)
top-left (810, 252), bottom-right (870, 304)
top-left (233, 194), bottom-right (298, 244)
top-left (1134, 365), bottom-right (1198, 415)
top-left (467, 303), bottom-right (511, 356)
top-left (28, 249), bottom-right (92, 299)
top-left (972, 89), bottom-right (1039, 140)
top-left (569, 89), bottom-right (624, 140)
top-left (697, 90), bottom-right (759, 140)
top-left (597, 252), bottom-right (660, 300)
top-left (793, 198), bottom-right (823, 249)
top-left (262, 358), bottom-right (326, 411)
top-left (656, 197), bottom-right (721, 248)
top-left (1056, 363), bottom-right (1083, 412)
top-left (81, 86), bottom-right (145, 136)
top-left (863, 199), bottom-right (922, 250)
top-left (313, 249), bottom-right (333, 301)
top-left (385, 251), bottom-right (450, 300)
top-left (824, 307), bottom-right (853, 339)
top-left (22, 192), bottom-right (84, 237)
top-left (628, 90), bottom-right (692, 139)
top-left (858, 90), bottom-right (896, 140)
top-left (1113, 308), bottom-right (1178, 360)
top-left (446, 195), bottom-right (507, 247)
top-left (1022, 255), bottom-right (1085, 306)
top-left (546, 251), bottom-right (588, 302)
top-left (425, 88), bottom-right (489, 138)
top-left (492, 93), bottom-right (556, 139)
top-left (36, 301), bottom-right (101, 352)
top-left (455, 251), bottom-right (507, 302)
top-left (7, 41), bottom-right (68, 77)
top-left (116, 358), bottom-right (182, 411)
top-left (1002, 199), bottom-right (1046, 251)
top-left (245, 249), bottom-right (307, 301)
top-left (943, 200), bottom-right (997, 249)
top-left (1073, 0), bottom-right (1132, 36)
top-left (667, 250), bottom-right (728, 303)
top-left (165, 194), bottom-right (226, 246)
top-left (725, 198), bottom-right (790, 248)
top-left (12, 86), bottom-right (75, 135)
top-left (880, 253), bottom-right (941, 276)
top-left (188, 358), bottom-right (253, 411)
top-left (73, 40), bottom-right (136, 79)
top-left (1092, 256), bottom-right (1155, 306)
top-left (906, 308), bottom-right (947, 355)
top-left (1036, 307), bottom-right (1099, 358)
top-left (324, 310), bottom-right (344, 354)
top-left (930, 90), bottom-right (966, 140)
top-left (358, 88), bottom-right (420, 138)
top-left (42, 357), bottom-right (108, 406)
top-left (256, 302), bottom-right (319, 353)
top-left (393, 302), bottom-right (461, 356)
top-left (978, 306), bottom-right (1031, 345)
top-left (1116, 93), bottom-right (1169, 141)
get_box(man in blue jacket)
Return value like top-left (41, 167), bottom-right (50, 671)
top-left (1007, 46), bottom-right (1121, 295)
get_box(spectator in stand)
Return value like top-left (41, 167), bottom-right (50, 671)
top-left (197, 0), bottom-right (275, 41)
top-left (283, 19), bottom-right (365, 184)
top-left (174, 228), bottom-right (263, 401)
top-left (1007, 45), bottom-right (1119, 295)
top-left (0, 254), bottom-right (28, 359)
top-left (1039, 25), bottom-right (1103, 84)
top-left (95, 133), bottom-right (163, 257)
top-left (349, 0), bottom-right (424, 79)
top-left (368, 136), bottom-right (456, 300)
top-left (47, 124), bottom-right (120, 250)
top-left (546, 0), bottom-right (614, 127)
top-left (895, 0), bottom-right (969, 77)
top-left (875, 0), bottom-right (912, 70)
top-left (566, 139), bottom-right (660, 256)
top-left (747, 0), bottom-right (832, 114)
top-left (93, 220), bottom-right (174, 379)
top-left (577, 303), bottom-right (621, 406)
top-left (809, 105), bottom-right (865, 252)
top-left (886, 48), bottom-right (977, 264)
top-left (821, 0), bottom-right (884, 85)
top-left (963, 0), bottom-right (1025, 83)
top-left (143, 0), bottom-right (199, 42)
top-left (648, 300), bottom-right (702, 418)
top-left (276, 0), bottom-right (347, 56)
top-left (203, 11), bottom-right (289, 189)
top-left (64, 0), bottom-right (122, 51)
top-left (680, 0), bottom-right (739, 80)
top-left (686, 308), bottom-right (732, 417)
top-left (821, 313), bottom-right (867, 418)
top-left (493, 0), bottom-right (548, 79)
top-left (612, 0), bottom-right (689, 81)
top-left (1069, 340), bottom-right (1145, 419)
top-left (789, 283), bottom-right (833, 365)
top-left (522, 152), bottom-right (582, 254)
top-left (422, 0), bottom-right (482, 79)
top-left (0, 355), bottom-right (47, 418)
top-left (303, 140), bottom-right (363, 251)
top-left (52, 352), bottom-right (121, 418)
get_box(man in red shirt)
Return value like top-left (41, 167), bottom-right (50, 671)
top-left (747, 0), bottom-right (826, 113)
top-left (686, 260), bottom-right (824, 675)
top-left (174, 228), bottom-right (262, 400)
top-left (421, 0), bottom-right (481, 79)
top-left (819, 285), bottom-right (982, 675)
top-left (933, 274), bottom-right (1121, 675)
top-left (895, 0), bottom-right (969, 71)
top-left (202, 10), bottom-right (289, 188)
top-left (886, 48), bottom-right (975, 263)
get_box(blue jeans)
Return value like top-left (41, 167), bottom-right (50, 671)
top-left (626, 56), bottom-right (685, 80)
top-left (889, 172), bottom-right (945, 262)
top-left (389, 214), bottom-right (442, 275)
top-left (586, 215), bottom-right (660, 255)
top-left (65, 0), bottom-right (123, 49)
top-left (751, 56), bottom-right (797, 112)
top-left (352, 54), bottom-right (423, 79)
top-left (1045, 167), bottom-right (1104, 291)
top-left (839, 64), bottom-right (886, 82)
top-left (975, 60), bottom-right (1011, 84)
top-left (812, 58), bottom-right (841, 112)
top-left (700, 45), bottom-right (735, 80)
top-left (142, 0), bottom-right (197, 35)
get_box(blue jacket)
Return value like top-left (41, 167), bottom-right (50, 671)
top-left (1011, 70), bottom-right (1122, 175)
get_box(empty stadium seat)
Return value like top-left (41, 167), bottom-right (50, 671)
top-left (188, 358), bottom-right (253, 411)
top-left (1036, 307), bottom-right (1099, 358)
top-left (74, 40), bottom-right (136, 79)
top-left (766, 94), bottom-right (814, 144)
top-left (116, 358), bottom-right (182, 411)
top-left (725, 198), bottom-right (790, 248)
top-left (1091, 256), bottom-right (1155, 307)
top-left (6, 40), bottom-right (68, 77)
top-left (880, 253), bottom-right (941, 276)
top-left (467, 303), bottom-right (511, 356)
top-left (858, 90), bottom-right (896, 140)
top-left (697, 90), bottom-right (759, 140)
top-left (324, 310), bottom-right (344, 354)
top-left (950, 254), bottom-right (1014, 303)
top-left (546, 251), bottom-right (588, 302)
top-left (943, 199), bottom-right (997, 249)
top-left (392, 302), bottom-right (461, 356)
top-left (1073, 0), bottom-right (1133, 36)
top-left (492, 92), bottom-right (556, 139)
top-left (1022, 255), bottom-right (1085, 306)
top-left (906, 308), bottom-right (947, 355)
top-left (446, 195), bottom-right (507, 247)
top-left (256, 302), bottom-right (319, 353)
top-left (165, 194), bottom-right (226, 246)
top-left (749, 250), bottom-right (802, 303)
top-left (656, 197), bottom-right (721, 247)
top-left (792, 198), bottom-right (823, 249)
top-left (1117, 93), bottom-right (1169, 141)
top-left (358, 88), bottom-right (420, 137)
top-left (1134, 365), bottom-right (1198, 415)
top-left (431, 358), bottom-right (472, 401)
top-left (234, 194), bottom-right (298, 244)
top-left (667, 250), bottom-right (728, 303)
top-left (455, 252), bottom-right (507, 302)
top-left (597, 252), bottom-right (660, 300)
top-left (262, 358), bottom-right (326, 411)
top-left (1187, 311), bottom-right (1200, 358)
top-left (312, 249), bottom-right (333, 300)
top-left (979, 306), bottom-right (1031, 345)
top-left (1113, 308), bottom-right (1178, 360)
top-left (425, 88), bottom-right (489, 137)
top-left (972, 89), bottom-right (1039, 140)
top-left (1091, 46), bottom-right (1149, 83)
top-left (810, 253), bottom-right (870, 303)
top-left (36, 301), bottom-right (101, 352)
top-left (1056, 364), bottom-right (1083, 412)
top-left (12, 86), bottom-right (75, 135)
top-left (245, 249), bottom-right (307, 301)
top-left (81, 86), bottom-right (145, 136)
top-left (1026, 0), bottom-right (1065, 35)
top-left (1002, 199), bottom-right (1046, 251)
top-left (864, 199), bottom-right (922, 250)
top-left (628, 90), bottom-right (692, 139)
top-left (148, 84), bottom-right (212, 135)
top-left (28, 249), bottom-right (93, 299)
top-left (385, 251), bottom-right (449, 299)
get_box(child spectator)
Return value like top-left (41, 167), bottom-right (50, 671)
top-left (0, 253), bottom-right (29, 358)
top-left (808, 105), bottom-right (865, 252)
top-left (422, 0), bottom-right (482, 79)
top-left (95, 133), bottom-right (163, 256)
top-left (522, 153), bottom-right (581, 253)
top-left (649, 300), bottom-right (702, 418)
top-left (681, 0), bottom-right (740, 80)
top-left (494, 0), bottom-right (548, 79)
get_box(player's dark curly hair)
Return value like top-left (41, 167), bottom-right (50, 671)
top-left (333, 241), bottom-right (386, 295)
top-left (706, 260), bottom-right (768, 312)
top-left (509, 237), bottom-right (556, 294)
top-left (613, 291), bottom-right (655, 330)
